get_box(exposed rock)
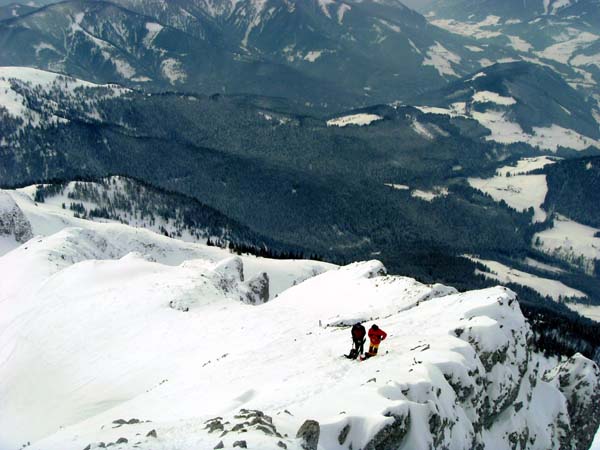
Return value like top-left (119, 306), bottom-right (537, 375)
top-left (544, 353), bottom-right (600, 450)
top-left (213, 441), bottom-right (224, 449)
top-left (338, 424), bottom-right (350, 445)
top-left (296, 420), bottom-right (320, 450)
top-left (245, 272), bottom-right (270, 305)
top-left (0, 192), bottom-right (33, 244)
top-left (232, 440), bottom-right (247, 448)
top-left (364, 412), bottom-right (410, 450)
top-left (205, 419), bottom-right (225, 433)
top-left (146, 429), bottom-right (157, 438)
top-left (115, 438), bottom-right (128, 444)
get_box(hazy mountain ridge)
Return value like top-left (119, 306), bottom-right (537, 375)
top-left (423, 0), bottom-right (600, 119)
top-left (0, 0), bottom-right (518, 108)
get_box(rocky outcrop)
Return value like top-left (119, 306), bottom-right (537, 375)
top-left (544, 353), bottom-right (600, 450)
top-left (245, 272), bottom-right (270, 305)
top-left (296, 420), bottom-right (320, 450)
top-left (203, 410), bottom-right (292, 449)
top-left (364, 411), bottom-right (410, 450)
top-left (212, 256), bottom-right (271, 305)
top-left (0, 192), bottom-right (32, 244)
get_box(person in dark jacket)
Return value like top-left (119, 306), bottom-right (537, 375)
top-left (366, 324), bottom-right (387, 357)
top-left (347, 322), bottom-right (366, 359)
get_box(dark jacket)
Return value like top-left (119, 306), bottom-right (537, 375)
top-left (351, 323), bottom-right (366, 341)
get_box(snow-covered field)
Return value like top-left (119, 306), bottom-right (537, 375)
top-left (411, 187), bottom-right (449, 202)
top-left (468, 163), bottom-right (551, 223)
top-left (469, 156), bottom-right (600, 279)
top-left (471, 110), bottom-right (600, 152)
top-left (326, 113), bottom-right (382, 127)
top-left (468, 256), bottom-right (586, 301)
top-left (1, 185), bottom-right (599, 450)
top-left (422, 41), bottom-right (462, 77)
top-left (417, 95), bottom-right (600, 152)
top-left (534, 214), bottom-right (600, 275)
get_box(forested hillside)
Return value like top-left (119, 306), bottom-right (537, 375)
top-left (544, 156), bottom-right (600, 228)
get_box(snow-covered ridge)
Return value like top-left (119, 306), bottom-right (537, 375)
top-left (0, 187), bottom-right (599, 449)
top-left (0, 66), bottom-right (126, 132)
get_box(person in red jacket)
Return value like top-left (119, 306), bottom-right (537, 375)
top-left (366, 324), bottom-right (387, 357)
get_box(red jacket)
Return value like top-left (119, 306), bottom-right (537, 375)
top-left (368, 327), bottom-right (387, 345)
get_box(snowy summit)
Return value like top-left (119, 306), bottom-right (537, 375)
top-left (0, 186), bottom-right (599, 450)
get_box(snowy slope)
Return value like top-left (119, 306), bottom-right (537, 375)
top-left (1, 192), bottom-right (599, 449)
top-left (0, 66), bottom-right (125, 130)
top-left (468, 256), bottom-right (586, 300)
top-left (0, 185), bottom-right (335, 301)
top-left (468, 157), bottom-right (557, 223)
top-left (534, 214), bottom-right (600, 275)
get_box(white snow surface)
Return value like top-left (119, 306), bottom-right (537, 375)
top-left (469, 172), bottom-right (549, 222)
top-left (472, 91), bottom-right (517, 106)
top-left (537, 32), bottom-right (599, 65)
top-left (468, 256), bottom-right (586, 300)
top-left (1, 185), bottom-right (333, 298)
top-left (0, 66), bottom-right (125, 129)
top-left (1, 186), bottom-right (598, 449)
top-left (534, 214), bottom-right (600, 275)
top-left (422, 41), bottom-right (462, 77)
top-left (327, 113), bottom-right (382, 127)
top-left (431, 18), bottom-right (502, 40)
top-left (470, 110), bottom-right (600, 151)
top-left (493, 156), bottom-right (559, 176)
top-left (468, 157), bottom-right (557, 223)
top-left (160, 58), bottom-right (187, 84)
top-left (411, 187), bottom-right (449, 202)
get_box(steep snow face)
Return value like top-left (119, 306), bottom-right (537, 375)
top-left (1, 222), bottom-right (599, 449)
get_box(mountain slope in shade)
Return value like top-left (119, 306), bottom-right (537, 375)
top-left (424, 0), bottom-right (600, 116)
top-left (412, 61), bottom-right (600, 152)
top-left (0, 2), bottom-right (38, 20)
top-left (427, 0), bottom-right (599, 22)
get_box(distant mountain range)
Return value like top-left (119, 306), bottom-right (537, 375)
top-left (422, 0), bottom-right (600, 118)
top-left (0, 0), bottom-right (518, 109)
top-left (427, 0), bottom-right (600, 22)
